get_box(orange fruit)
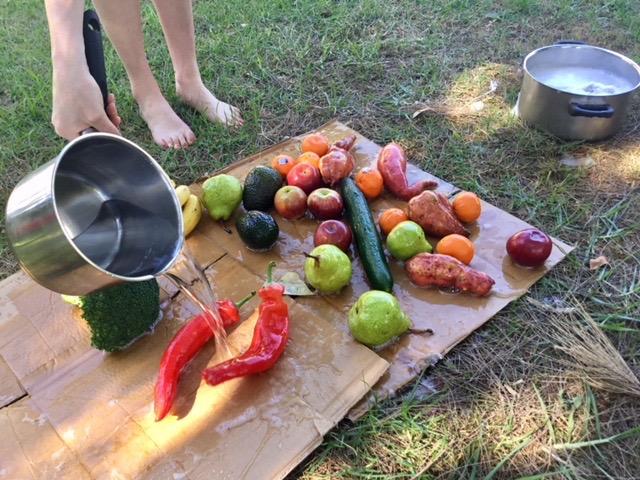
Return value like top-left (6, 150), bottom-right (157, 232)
top-left (452, 191), bottom-right (482, 223)
top-left (436, 234), bottom-right (475, 265)
top-left (355, 168), bottom-right (384, 200)
top-left (271, 154), bottom-right (296, 177)
top-left (301, 133), bottom-right (329, 157)
top-left (378, 208), bottom-right (408, 236)
top-left (296, 151), bottom-right (320, 169)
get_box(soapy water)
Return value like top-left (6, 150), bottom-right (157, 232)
top-left (536, 67), bottom-right (631, 95)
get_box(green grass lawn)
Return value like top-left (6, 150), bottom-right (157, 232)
top-left (1, 0), bottom-right (639, 478)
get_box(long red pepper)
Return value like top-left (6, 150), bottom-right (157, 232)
top-left (202, 283), bottom-right (289, 387)
top-left (154, 294), bottom-right (254, 421)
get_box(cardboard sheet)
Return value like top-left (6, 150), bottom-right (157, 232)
top-left (0, 355), bottom-right (24, 408)
top-left (189, 120), bottom-right (573, 417)
top-left (0, 255), bottom-right (388, 479)
top-left (0, 398), bottom-right (89, 479)
top-left (0, 120), bottom-right (572, 478)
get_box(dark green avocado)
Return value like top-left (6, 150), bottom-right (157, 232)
top-left (242, 166), bottom-right (283, 211)
top-left (236, 210), bottom-right (279, 251)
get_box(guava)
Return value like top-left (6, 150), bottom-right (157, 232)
top-left (386, 221), bottom-right (432, 261)
top-left (348, 290), bottom-right (411, 346)
top-left (304, 244), bottom-right (352, 294)
top-left (202, 174), bottom-right (243, 221)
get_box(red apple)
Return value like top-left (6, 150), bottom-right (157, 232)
top-left (506, 228), bottom-right (552, 267)
top-left (286, 163), bottom-right (323, 194)
top-left (307, 188), bottom-right (344, 220)
top-left (274, 185), bottom-right (307, 220)
top-left (314, 220), bottom-right (352, 252)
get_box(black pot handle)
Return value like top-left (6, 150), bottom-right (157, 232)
top-left (569, 102), bottom-right (615, 118)
top-left (555, 40), bottom-right (587, 45)
top-left (82, 9), bottom-right (108, 109)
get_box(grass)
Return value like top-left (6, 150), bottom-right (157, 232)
top-left (1, 0), bottom-right (639, 478)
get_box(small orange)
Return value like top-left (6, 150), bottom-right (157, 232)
top-left (355, 168), bottom-right (384, 201)
top-left (452, 191), bottom-right (482, 223)
top-left (436, 234), bottom-right (475, 265)
top-left (271, 154), bottom-right (296, 177)
top-left (378, 208), bottom-right (408, 236)
top-left (301, 133), bottom-right (329, 157)
top-left (296, 151), bottom-right (320, 169)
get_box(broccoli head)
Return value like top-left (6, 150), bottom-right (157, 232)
top-left (63, 279), bottom-right (161, 352)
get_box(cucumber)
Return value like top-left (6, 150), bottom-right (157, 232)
top-left (341, 177), bottom-right (394, 292)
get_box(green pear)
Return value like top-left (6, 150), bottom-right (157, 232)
top-left (202, 174), bottom-right (243, 221)
top-left (386, 221), bottom-right (432, 261)
top-left (304, 244), bottom-right (352, 294)
top-left (348, 290), bottom-right (411, 346)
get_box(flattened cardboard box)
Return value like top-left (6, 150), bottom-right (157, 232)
top-left (193, 120), bottom-right (573, 417)
top-left (0, 256), bottom-right (388, 479)
top-left (0, 121), bottom-right (572, 478)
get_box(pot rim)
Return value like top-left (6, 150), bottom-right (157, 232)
top-left (50, 132), bottom-right (184, 283)
top-left (523, 43), bottom-right (640, 97)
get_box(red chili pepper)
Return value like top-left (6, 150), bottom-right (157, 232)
top-left (154, 294), bottom-right (254, 421)
top-left (202, 283), bottom-right (288, 387)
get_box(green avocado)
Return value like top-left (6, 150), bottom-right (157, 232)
top-left (242, 166), bottom-right (283, 211)
top-left (236, 210), bottom-right (279, 251)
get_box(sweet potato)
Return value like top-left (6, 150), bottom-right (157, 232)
top-left (405, 253), bottom-right (494, 296)
top-left (408, 190), bottom-right (469, 237)
top-left (377, 143), bottom-right (437, 201)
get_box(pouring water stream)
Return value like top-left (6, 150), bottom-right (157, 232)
top-left (163, 243), bottom-right (232, 358)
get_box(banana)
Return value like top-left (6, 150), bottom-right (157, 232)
top-left (182, 194), bottom-right (202, 237)
top-left (169, 178), bottom-right (176, 188)
top-left (175, 185), bottom-right (191, 207)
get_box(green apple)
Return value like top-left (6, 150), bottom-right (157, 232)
top-left (386, 221), bottom-right (432, 261)
top-left (202, 174), bottom-right (243, 221)
top-left (348, 290), bottom-right (411, 346)
top-left (304, 244), bottom-right (352, 294)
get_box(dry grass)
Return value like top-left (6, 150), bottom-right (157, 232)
top-left (541, 301), bottom-right (640, 399)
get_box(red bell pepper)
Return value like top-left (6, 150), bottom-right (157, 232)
top-left (154, 294), bottom-right (254, 421)
top-left (202, 283), bottom-right (288, 387)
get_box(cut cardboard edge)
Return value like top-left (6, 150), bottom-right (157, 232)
top-left (0, 356), bottom-right (25, 408)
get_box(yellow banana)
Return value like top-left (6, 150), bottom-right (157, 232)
top-left (175, 185), bottom-right (191, 207)
top-left (169, 178), bottom-right (176, 188)
top-left (182, 194), bottom-right (202, 237)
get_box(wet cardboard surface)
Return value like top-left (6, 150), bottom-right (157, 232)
top-left (190, 120), bottom-right (574, 417)
top-left (0, 355), bottom-right (24, 408)
top-left (0, 398), bottom-right (90, 479)
top-left (0, 254), bottom-right (387, 479)
top-left (0, 120), bottom-right (572, 478)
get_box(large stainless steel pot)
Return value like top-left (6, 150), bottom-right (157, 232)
top-left (5, 133), bottom-right (184, 295)
top-left (516, 42), bottom-right (640, 141)
top-left (5, 10), bottom-right (184, 295)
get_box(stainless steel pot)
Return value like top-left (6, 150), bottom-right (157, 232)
top-left (5, 133), bottom-right (184, 295)
top-left (5, 10), bottom-right (184, 295)
top-left (516, 42), bottom-right (640, 141)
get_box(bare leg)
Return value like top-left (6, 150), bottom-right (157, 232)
top-left (92, 0), bottom-right (196, 148)
top-left (151, 0), bottom-right (243, 127)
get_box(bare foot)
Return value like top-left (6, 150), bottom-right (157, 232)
top-left (176, 79), bottom-right (243, 128)
top-left (136, 91), bottom-right (196, 149)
